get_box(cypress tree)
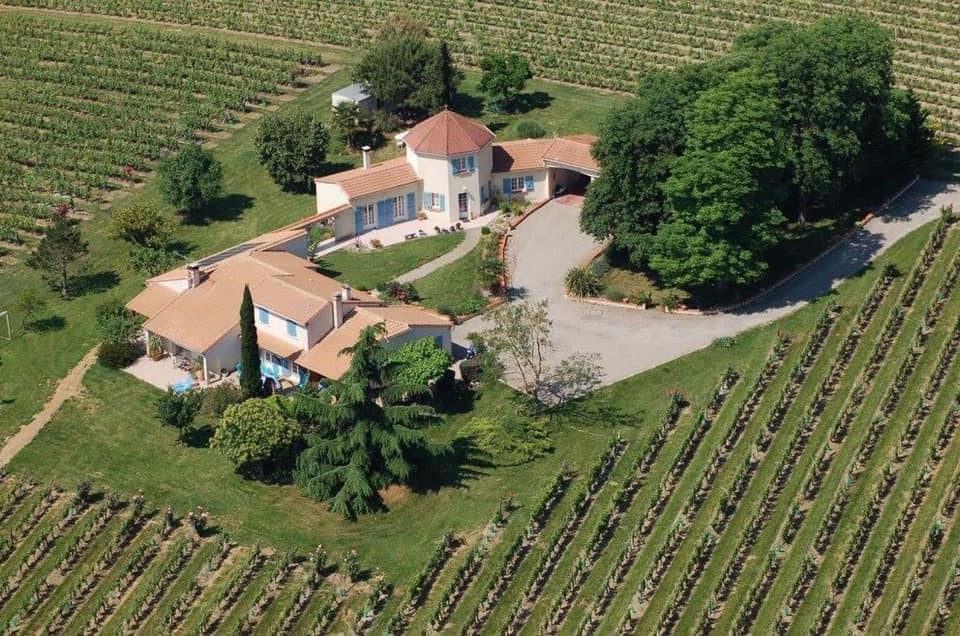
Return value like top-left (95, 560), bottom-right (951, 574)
top-left (437, 40), bottom-right (457, 108)
top-left (239, 285), bottom-right (262, 399)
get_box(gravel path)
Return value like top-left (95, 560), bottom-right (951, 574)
top-left (454, 179), bottom-right (960, 387)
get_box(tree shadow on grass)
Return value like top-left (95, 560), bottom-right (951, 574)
top-left (409, 437), bottom-right (492, 494)
top-left (72, 270), bottom-right (120, 297)
top-left (513, 91), bottom-right (553, 114)
top-left (183, 193), bottom-right (255, 226)
top-left (313, 258), bottom-right (343, 280)
top-left (453, 92), bottom-right (485, 118)
top-left (183, 424), bottom-right (215, 448)
top-left (549, 400), bottom-right (636, 430)
top-left (27, 315), bottom-right (66, 332)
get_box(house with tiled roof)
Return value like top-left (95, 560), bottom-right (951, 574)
top-left (126, 216), bottom-right (452, 387)
top-left (314, 109), bottom-right (599, 240)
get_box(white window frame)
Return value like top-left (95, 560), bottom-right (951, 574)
top-left (509, 176), bottom-right (525, 193)
top-left (452, 156), bottom-right (469, 174)
top-left (392, 195), bottom-right (405, 219)
top-left (362, 203), bottom-right (376, 228)
top-left (427, 192), bottom-right (442, 210)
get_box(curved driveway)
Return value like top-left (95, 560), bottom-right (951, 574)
top-left (454, 180), bottom-right (960, 387)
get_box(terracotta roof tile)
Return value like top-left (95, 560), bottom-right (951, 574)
top-left (404, 110), bottom-right (495, 156)
top-left (543, 136), bottom-right (599, 174)
top-left (492, 139), bottom-right (553, 173)
top-left (315, 157), bottom-right (419, 200)
top-left (125, 283), bottom-right (179, 318)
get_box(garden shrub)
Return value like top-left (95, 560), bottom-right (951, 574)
top-left (564, 266), bottom-right (601, 297)
top-left (387, 337), bottom-right (454, 386)
top-left (463, 415), bottom-right (553, 466)
top-left (589, 256), bottom-right (611, 277)
top-left (204, 383), bottom-right (245, 417)
top-left (97, 341), bottom-right (141, 369)
top-left (515, 120), bottom-right (546, 138)
top-left (378, 280), bottom-right (419, 302)
top-left (603, 286), bottom-right (625, 302)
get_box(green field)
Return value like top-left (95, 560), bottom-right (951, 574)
top-left (6, 1), bottom-right (960, 143)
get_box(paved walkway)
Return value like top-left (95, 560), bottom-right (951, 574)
top-left (0, 347), bottom-right (98, 468)
top-left (454, 179), bottom-right (960, 387)
top-left (396, 228), bottom-right (483, 283)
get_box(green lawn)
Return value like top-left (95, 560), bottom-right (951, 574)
top-left (414, 242), bottom-right (487, 315)
top-left (316, 232), bottom-right (465, 290)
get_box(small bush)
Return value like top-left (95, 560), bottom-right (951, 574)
top-left (564, 266), bottom-right (601, 297)
top-left (629, 291), bottom-right (654, 306)
top-left (662, 292), bottom-right (683, 310)
top-left (379, 280), bottom-right (419, 302)
top-left (204, 383), bottom-right (245, 417)
top-left (713, 336), bottom-right (737, 349)
top-left (480, 226), bottom-right (492, 235)
top-left (515, 120), bottom-right (546, 139)
top-left (603, 286), bottom-right (625, 302)
top-left (589, 257), bottom-right (611, 277)
top-left (97, 341), bottom-right (141, 369)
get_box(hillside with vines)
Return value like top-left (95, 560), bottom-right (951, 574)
top-left (6, 1), bottom-right (960, 144)
top-left (0, 13), bottom-right (323, 256)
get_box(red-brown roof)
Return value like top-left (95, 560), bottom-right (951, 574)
top-left (315, 157), bottom-right (420, 199)
top-left (492, 139), bottom-right (554, 173)
top-left (543, 135), bottom-right (599, 174)
top-left (404, 110), bottom-right (496, 156)
top-left (491, 135), bottom-right (599, 175)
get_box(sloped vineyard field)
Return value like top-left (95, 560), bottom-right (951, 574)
top-left (0, 12), bottom-right (322, 253)
top-left (6, 0), bottom-right (960, 145)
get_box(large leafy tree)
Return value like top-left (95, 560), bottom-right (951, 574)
top-left (478, 53), bottom-right (533, 112)
top-left (27, 214), bottom-right (88, 298)
top-left (734, 16), bottom-right (898, 223)
top-left (106, 204), bottom-right (177, 248)
top-left (239, 285), bottom-right (262, 400)
top-left (157, 143), bottom-right (223, 214)
top-left (255, 109), bottom-right (330, 191)
top-left (211, 397), bottom-right (302, 478)
top-left (579, 65), bottom-right (718, 267)
top-left (291, 323), bottom-right (439, 520)
top-left (354, 20), bottom-right (460, 116)
top-left (387, 337), bottom-right (453, 386)
top-left (650, 68), bottom-right (788, 289)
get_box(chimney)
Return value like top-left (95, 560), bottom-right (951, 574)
top-left (332, 293), bottom-right (343, 328)
top-left (361, 146), bottom-right (371, 169)
top-left (341, 284), bottom-right (351, 301)
top-left (186, 262), bottom-right (201, 289)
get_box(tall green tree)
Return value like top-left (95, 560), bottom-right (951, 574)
top-left (239, 285), bottom-right (262, 399)
top-left (291, 323), bottom-right (440, 520)
top-left (254, 109), bottom-right (330, 191)
top-left (26, 215), bottom-right (88, 298)
top-left (579, 65), bottom-right (717, 267)
top-left (478, 53), bottom-right (533, 111)
top-left (157, 143), bottom-right (223, 214)
top-left (650, 68), bottom-right (788, 289)
top-left (106, 204), bottom-right (177, 248)
top-left (734, 16), bottom-right (897, 223)
top-left (354, 20), bottom-right (460, 116)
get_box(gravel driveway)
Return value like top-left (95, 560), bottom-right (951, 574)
top-left (454, 180), bottom-right (960, 387)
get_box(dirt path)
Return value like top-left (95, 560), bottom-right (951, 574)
top-left (0, 347), bottom-right (98, 468)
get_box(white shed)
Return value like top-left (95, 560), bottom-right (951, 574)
top-left (331, 83), bottom-right (374, 113)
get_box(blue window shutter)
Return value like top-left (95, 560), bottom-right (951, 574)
top-left (286, 320), bottom-right (297, 337)
top-left (525, 175), bottom-right (534, 192)
top-left (406, 192), bottom-right (415, 218)
top-left (377, 199), bottom-right (387, 227)
top-left (438, 194), bottom-right (445, 211)
top-left (480, 185), bottom-right (486, 202)
top-left (258, 308), bottom-right (269, 324)
top-left (502, 178), bottom-right (511, 194)
top-left (450, 159), bottom-right (456, 176)
top-left (354, 206), bottom-right (363, 234)
top-left (467, 155), bottom-right (475, 173)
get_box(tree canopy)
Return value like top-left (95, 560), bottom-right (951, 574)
top-left (156, 389), bottom-right (205, 445)
top-left (386, 337), bottom-right (453, 386)
top-left (107, 204), bottom-right (177, 248)
top-left (478, 53), bottom-right (534, 111)
top-left (157, 143), bottom-right (223, 214)
top-left (580, 15), bottom-right (933, 290)
top-left (255, 109), bottom-right (330, 191)
top-left (354, 20), bottom-right (460, 116)
top-left (27, 214), bottom-right (88, 298)
top-left (291, 323), bottom-right (440, 520)
top-left (212, 397), bottom-right (302, 478)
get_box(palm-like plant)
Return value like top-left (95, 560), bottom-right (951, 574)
top-left (291, 323), bottom-right (441, 519)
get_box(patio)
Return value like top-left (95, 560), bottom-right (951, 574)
top-left (313, 212), bottom-right (499, 257)
top-left (125, 354), bottom-right (236, 392)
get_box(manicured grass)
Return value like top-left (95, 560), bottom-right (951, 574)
top-left (316, 232), bottom-right (465, 290)
top-left (414, 243), bottom-right (487, 315)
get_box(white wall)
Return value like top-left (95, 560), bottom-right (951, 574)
top-left (315, 182), bottom-right (349, 214)
top-left (343, 184), bottom-right (420, 239)
top-left (255, 304), bottom-right (309, 350)
top-left (492, 168), bottom-right (550, 204)
top-left (416, 146), bottom-right (491, 223)
top-left (156, 279), bottom-right (188, 294)
top-left (306, 303), bottom-right (336, 346)
top-left (204, 326), bottom-right (241, 374)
